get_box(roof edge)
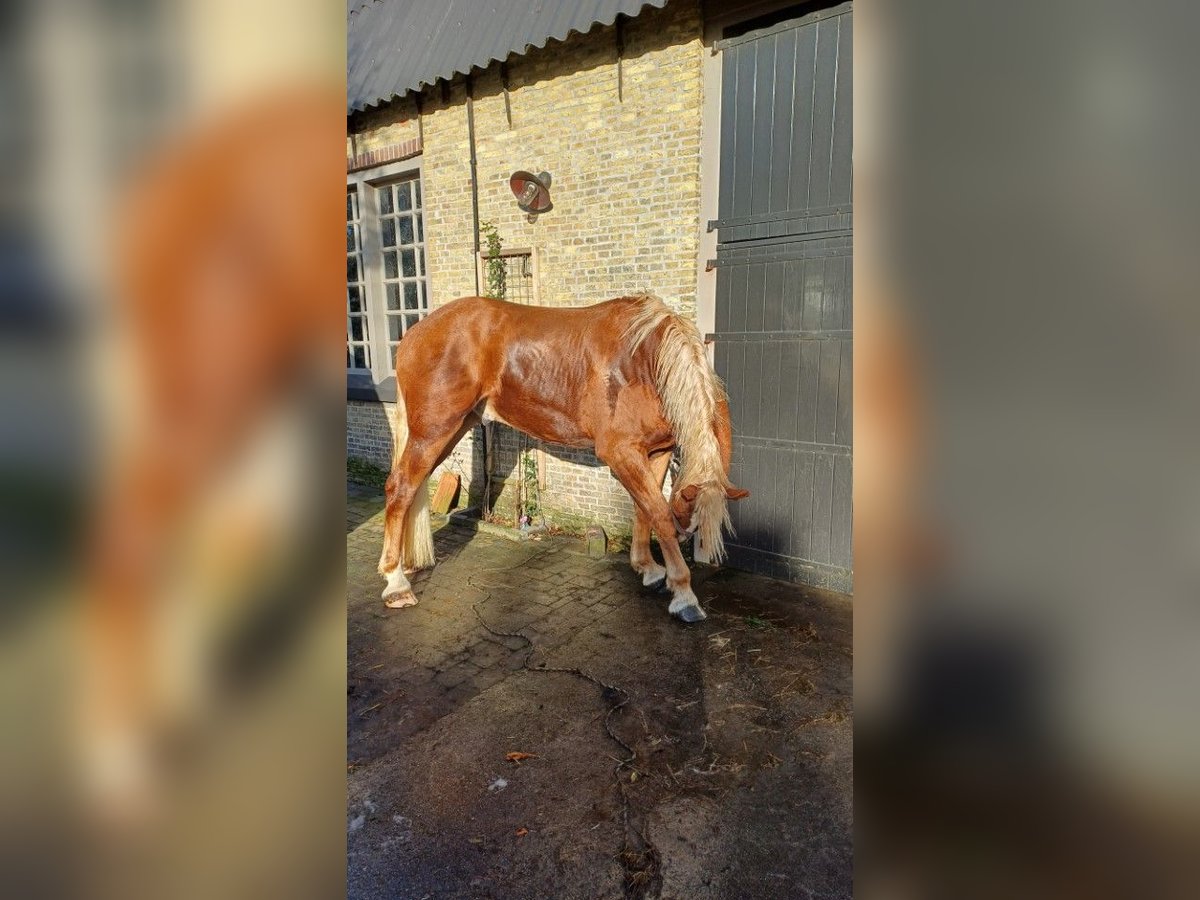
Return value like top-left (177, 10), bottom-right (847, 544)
top-left (347, 0), bottom-right (670, 114)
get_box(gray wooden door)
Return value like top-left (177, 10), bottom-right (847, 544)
top-left (710, 3), bottom-right (852, 592)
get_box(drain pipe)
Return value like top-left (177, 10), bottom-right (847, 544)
top-left (465, 74), bottom-right (492, 511)
top-left (466, 75), bottom-right (481, 297)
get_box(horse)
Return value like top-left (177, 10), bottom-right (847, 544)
top-left (378, 292), bottom-right (750, 623)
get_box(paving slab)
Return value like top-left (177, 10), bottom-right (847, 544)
top-left (347, 484), bottom-right (852, 899)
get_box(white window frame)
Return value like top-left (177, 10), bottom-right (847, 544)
top-left (346, 187), bottom-right (372, 373)
top-left (346, 158), bottom-right (430, 401)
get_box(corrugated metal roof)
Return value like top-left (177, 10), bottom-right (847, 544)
top-left (348, 0), bottom-right (670, 112)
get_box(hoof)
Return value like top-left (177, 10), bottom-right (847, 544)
top-left (670, 602), bottom-right (707, 623)
top-left (647, 576), bottom-right (669, 594)
top-left (383, 589), bottom-right (418, 609)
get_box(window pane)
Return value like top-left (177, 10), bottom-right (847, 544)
top-left (349, 177), bottom-right (430, 377)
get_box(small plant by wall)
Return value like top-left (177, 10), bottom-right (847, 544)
top-left (520, 447), bottom-right (540, 523)
top-left (347, 456), bottom-right (389, 489)
top-left (479, 220), bottom-right (506, 299)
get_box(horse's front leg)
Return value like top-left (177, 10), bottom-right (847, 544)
top-left (629, 451), bottom-right (671, 591)
top-left (604, 447), bottom-right (706, 623)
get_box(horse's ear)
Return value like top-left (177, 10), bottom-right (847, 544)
top-left (726, 486), bottom-right (750, 500)
top-left (680, 484), bottom-right (700, 502)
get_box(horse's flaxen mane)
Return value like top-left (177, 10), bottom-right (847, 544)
top-left (623, 293), bottom-right (734, 563)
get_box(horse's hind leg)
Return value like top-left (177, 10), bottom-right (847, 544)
top-left (378, 453), bottom-right (426, 609)
top-left (630, 451), bottom-right (671, 591)
top-left (379, 416), bottom-right (474, 608)
top-left (602, 445), bottom-right (705, 623)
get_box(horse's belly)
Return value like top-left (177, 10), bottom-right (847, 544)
top-left (482, 398), bottom-right (593, 448)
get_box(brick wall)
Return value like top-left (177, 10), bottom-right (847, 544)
top-left (347, 0), bottom-right (703, 535)
top-left (416, 0), bottom-right (704, 316)
top-left (346, 398), bottom-right (394, 471)
top-left (347, 398), bottom-right (484, 510)
top-left (347, 94), bottom-right (419, 157)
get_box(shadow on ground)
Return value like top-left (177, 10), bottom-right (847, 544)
top-left (347, 483), bottom-right (851, 900)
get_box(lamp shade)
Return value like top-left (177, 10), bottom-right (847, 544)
top-left (509, 170), bottom-right (553, 213)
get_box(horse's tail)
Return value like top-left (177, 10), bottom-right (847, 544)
top-left (393, 386), bottom-right (435, 570)
top-left (624, 294), bottom-right (733, 563)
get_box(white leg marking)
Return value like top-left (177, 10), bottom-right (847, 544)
top-left (382, 568), bottom-right (417, 608)
top-left (667, 586), bottom-right (706, 621)
top-left (641, 563), bottom-right (667, 587)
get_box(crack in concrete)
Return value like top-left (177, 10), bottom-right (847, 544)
top-left (469, 555), bottom-right (663, 898)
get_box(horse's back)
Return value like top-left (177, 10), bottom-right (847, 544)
top-left (414, 294), bottom-right (638, 327)
top-left (397, 294), bottom-right (641, 365)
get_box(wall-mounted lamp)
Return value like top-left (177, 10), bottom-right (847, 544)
top-left (509, 170), bottom-right (553, 214)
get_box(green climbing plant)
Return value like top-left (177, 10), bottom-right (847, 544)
top-left (521, 448), bottom-right (540, 520)
top-left (479, 220), bottom-right (506, 299)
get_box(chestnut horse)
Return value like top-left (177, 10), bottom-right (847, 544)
top-left (379, 293), bottom-right (749, 623)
